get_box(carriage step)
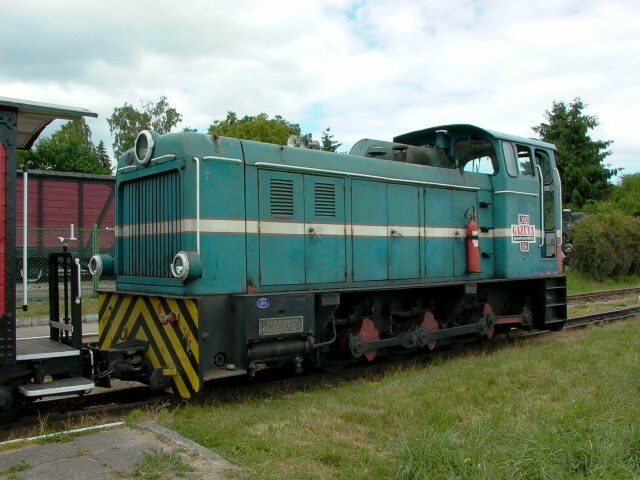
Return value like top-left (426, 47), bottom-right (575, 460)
top-left (16, 338), bottom-right (80, 361)
top-left (19, 377), bottom-right (95, 397)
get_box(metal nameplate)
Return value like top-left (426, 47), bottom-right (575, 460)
top-left (259, 316), bottom-right (304, 336)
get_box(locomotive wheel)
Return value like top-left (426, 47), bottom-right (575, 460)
top-left (351, 318), bottom-right (379, 362)
top-left (416, 311), bottom-right (439, 351)
top-left (480, 304), bottom-right (495, 340)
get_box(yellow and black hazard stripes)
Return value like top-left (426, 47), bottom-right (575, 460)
top-left (98, 292), bottom-right (200, 398)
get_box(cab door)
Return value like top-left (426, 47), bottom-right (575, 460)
top-left (535, 149), bottom-right (559, 259)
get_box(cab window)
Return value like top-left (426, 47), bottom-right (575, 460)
top-left (535, 149), bottom-right (553, 185)
top-left (502, 142), bottom-right (518, 177)
top-left (536, 149), bottom-right (555, 231)
top-left (516, 144), bottom-right (534, 176)
top-left (457, 138), bottom-right (497, 174)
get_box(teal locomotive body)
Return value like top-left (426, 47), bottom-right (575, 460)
top-left (92, 124), bottom-right (566, 396)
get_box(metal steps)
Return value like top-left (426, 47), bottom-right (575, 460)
top-left (18, 377), bottom-right (95, 397)
top-left (544, 276), bottom-right (567, 329)
top-left (16, 338), bottom-right (81, 361)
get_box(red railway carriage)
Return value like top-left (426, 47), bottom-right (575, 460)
top-left (15, 170), bottom-right (115, 275)
top-left (0, 97), bottom-right (98, 421)
top-left (16, 170), bottom-right (114, 231)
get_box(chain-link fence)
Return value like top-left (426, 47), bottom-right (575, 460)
top-left (15, 226), bottom-right (115, 302)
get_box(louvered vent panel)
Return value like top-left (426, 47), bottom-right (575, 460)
top-left (120, 170), bottom-right (182, 277)
top-left (314, 183), bottom-right (336, 217)
top-left (270, 179), bottom-right (294, 216)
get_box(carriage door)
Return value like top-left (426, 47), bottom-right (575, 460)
top-left (304, 175), bottom-right (346, 284)
top-left (535, 149), bottom-right (558, 258)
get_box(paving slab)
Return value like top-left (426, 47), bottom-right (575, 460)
top-left (0, 421), bottom-right (236, 480)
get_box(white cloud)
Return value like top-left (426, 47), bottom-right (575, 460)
top-left (0, 0), bottom-right (638, 175)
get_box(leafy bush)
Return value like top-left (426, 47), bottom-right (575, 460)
top-left (609, 173), bottom-right (640, 217)
top-left (568, 211), bottom-right (640, 279)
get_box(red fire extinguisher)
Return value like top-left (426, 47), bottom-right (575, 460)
top-left (466, 210), bottom-right (481, 273)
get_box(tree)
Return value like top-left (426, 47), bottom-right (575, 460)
top-left (19, 119), bottom-right (111, 174)
top-left (95, 141), bottom-right (111, 172)
top-left (321, 127), bottom-right (342, 152)
top-left (532, 98), bottom-right (617, 208)
top-left (107, 96), bottom-right (182, 158)
top-left (209, 112), bottom-right (301, 145)
top-left (209, 112), bottom-right (342, 151)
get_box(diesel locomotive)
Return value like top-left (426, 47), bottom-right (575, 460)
top-left (1, 122), bottom-right (567, 420)
top-left (88, 124), bottom-right (567, 398)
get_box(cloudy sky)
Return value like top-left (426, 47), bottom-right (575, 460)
top-left (1, 0), bottom-right (638, 175)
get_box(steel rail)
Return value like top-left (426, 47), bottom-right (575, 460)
top-left (565, 305), bottom-right (640, 328)
top-left (568, 287), bottom-right (640, 304)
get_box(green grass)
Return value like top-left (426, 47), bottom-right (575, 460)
top-left (156, 320), bottom-right (640, 479)
top-left (133, 449), bottom-right (194, 480)
top-left (567, 272), bottom-right (640, 295)
top-left (0, 458), bottom-right (31, 479)
top-left (568, 299), bottom-right (640, 317)
top-left (15, 297), bottom-right (99, 318)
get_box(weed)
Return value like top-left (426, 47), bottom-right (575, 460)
top-left (0, 458), bottom-right (31, 479)
top-left (124, 401), bottom-right (171, 427)
top-left (133, 449), bottom-right (194, 480)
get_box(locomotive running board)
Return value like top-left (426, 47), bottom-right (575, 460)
top-left (19, 377), bottom-right (94, 397)
top-left (203, 368), bottom-right (248, 381)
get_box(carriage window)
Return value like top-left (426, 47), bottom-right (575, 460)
top-left (457, 138), bottom-right (496, 174)
top-left (502, 142), bottom-right (518, 177)
top-left (516, 145), bottom-right (534, 176)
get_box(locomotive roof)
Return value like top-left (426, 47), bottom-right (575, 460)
top-left (394, 124), bottom-right (557, 151)
top-left (0, 96), bottom-right (98, 150)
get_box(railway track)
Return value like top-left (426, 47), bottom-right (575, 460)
top-left (2, 291), bottom-right (639, 440)
top-left (566, 304), bottom-right (640, 328)
top-left (568, 287), bottom-right (640, 304)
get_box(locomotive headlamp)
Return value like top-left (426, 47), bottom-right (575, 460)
top-left (88, 254), bottom-right (114, 278)
top-left (134, 130), bottom-right (156, 165)
top-left (170, 251), bottom-right (202, 281)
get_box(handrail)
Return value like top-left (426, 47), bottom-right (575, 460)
top-left (22, 167), bottom-right (28, 310)
top-left (535, 164), bottom-right (544, 247)
top-left (193, 157), bottom-right (201, 254)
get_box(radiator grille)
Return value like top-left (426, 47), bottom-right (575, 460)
top-left (314, 182), bottom-right (336, 217)
top-left (269, 178), bottom-right (294, 216)
top-left (120, 170), bottom-right (182, 277)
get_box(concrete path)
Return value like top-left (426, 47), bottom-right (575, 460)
top-left (0, 421), bottom-right (235, 480)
